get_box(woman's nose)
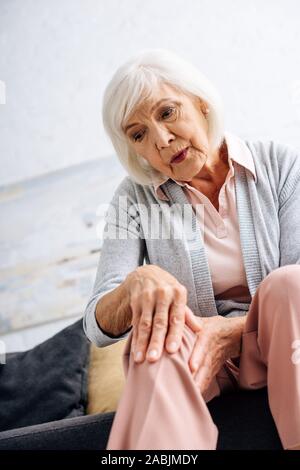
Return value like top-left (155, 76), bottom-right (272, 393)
top-left (154, 126), bottom-right (175, 149)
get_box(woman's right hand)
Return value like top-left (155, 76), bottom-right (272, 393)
top-left (126, 264), bottom-right (202, 364)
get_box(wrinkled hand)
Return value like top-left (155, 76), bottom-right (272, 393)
top-left (128, 265), bottom-right (201, 363)
top-left (188, 316), bottom-right (243, 395)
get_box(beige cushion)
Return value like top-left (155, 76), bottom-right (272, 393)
top-left (86, 339), bottom-right (127, 414)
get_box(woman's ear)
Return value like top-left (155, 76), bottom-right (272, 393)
top-left (194, 96), bottom-right (209, 116)
top-left (200, 100), bottom-right (210, 116)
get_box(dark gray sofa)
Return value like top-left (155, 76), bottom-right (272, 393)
top-left (0, 320), bottom-right (282, 450)
top-left (0, 389), bottom-right (283, 450)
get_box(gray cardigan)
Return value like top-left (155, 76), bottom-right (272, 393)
top-left (83, 138), bottom-right (300, 348)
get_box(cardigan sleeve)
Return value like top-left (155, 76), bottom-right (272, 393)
top-left (278, 145), bottom-right (300, 266)
top-left (83, 176), bottom-right (146, 348)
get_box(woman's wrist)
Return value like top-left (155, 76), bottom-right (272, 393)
top-left (225, 316), bottom-right (246, 358)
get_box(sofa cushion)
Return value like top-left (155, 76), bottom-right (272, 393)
top-left (0, 319), bottom-right (89, 432)
top-left (87, 340), bottom-right (127, 414)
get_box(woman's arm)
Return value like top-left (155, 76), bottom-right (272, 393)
top-left (95, 275), bottom-right (133, 338)
top-left (224, 315), bottom-right (247, 358)
top-left (95, 262), bottom-right (202, 365)
top-left (278, 155), bottom-right (300, 266)
top-left (83, 176), bottom-right (145, 347)
top-left (189, 314), bottom-right (247, 394)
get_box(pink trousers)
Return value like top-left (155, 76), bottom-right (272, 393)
top-left (106, 265), bottom-right (300, 450)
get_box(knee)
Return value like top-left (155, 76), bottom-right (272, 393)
top-left (158, 323), bottom-right (198, 364)
top-left (128, 323), bottom-right (197, 372)
top-left (258, 265), bottom-right (300, 319)
top-left (260, 265), bottom-right (300, 294)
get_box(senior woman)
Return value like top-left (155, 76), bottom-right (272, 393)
top-left (83, 49), bottom-right (300, 450)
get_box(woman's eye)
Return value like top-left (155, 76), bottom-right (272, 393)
top-left (161, 107), bottom-right (176, 119)
top-left (132, 131), bottom-right (144, 142)
top-left (130, 107), bottom-right (176, 142)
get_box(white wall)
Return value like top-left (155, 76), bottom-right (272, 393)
top-left (0, 0), bottom-right (300, 187)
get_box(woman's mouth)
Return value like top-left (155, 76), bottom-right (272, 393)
top-left (171, 148), bottom-right (189, 164)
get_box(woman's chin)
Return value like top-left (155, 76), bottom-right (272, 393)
top-left (174, 161), bottom-right (204, 182)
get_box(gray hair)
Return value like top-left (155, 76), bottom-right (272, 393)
top-left (102, 48), bottom-right (225, 186)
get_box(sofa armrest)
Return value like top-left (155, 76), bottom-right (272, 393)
top-left (0, 412), bottom-right (114, 450)
top-left (0, 388), bottom-right (283, 450)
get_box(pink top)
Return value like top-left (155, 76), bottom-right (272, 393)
top-left (153, 131), bottom-right (257, 302)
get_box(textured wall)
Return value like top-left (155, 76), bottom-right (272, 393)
top-left (0, 0), bottom-right (300, 187)
top-left (0, 156), bottom-right (126, 334)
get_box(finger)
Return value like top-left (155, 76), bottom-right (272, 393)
top-left (185, 306), bottom-right (202, 333)
top-left (146, 287), bottom-right (172, 362)
top-left (134, 283), bottom-right (155, 363)
top-left (195, 364), bottom-right (212, 394)
top-left (129, 282), bottom-right (142, 357)
top-left (165, 285), bottom-right (187, 354)
top-left (131, 323), bottom-right (138, 355)
top-left (130, 301), bottom-right (140, 355)
top-left (189, 334), bottom-right (206, 374)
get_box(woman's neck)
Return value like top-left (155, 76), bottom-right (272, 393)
top-left (189, 138), bottom-right (229, 193)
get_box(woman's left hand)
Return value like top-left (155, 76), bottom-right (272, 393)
top-left (188, 315), bottom-right (245, 395)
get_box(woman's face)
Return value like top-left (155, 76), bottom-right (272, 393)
top-left (123, 82), bottom-right (212, 182)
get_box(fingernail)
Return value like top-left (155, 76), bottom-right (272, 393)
top-left (147, 349), bottom-right (158, 359)
top-left (135, 351), bottom-right (143, 362)
top-left (167, 341), bottom-right (177, 352)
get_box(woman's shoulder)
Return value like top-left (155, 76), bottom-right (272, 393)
top-left (243, 137), bottom-right (300, 185)
top-left (244, 137), bottom-right (300, 168)
top-left (109, 174), bottom-right (159, 207)
top-left (244, 138), bottom-right (300, 201)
